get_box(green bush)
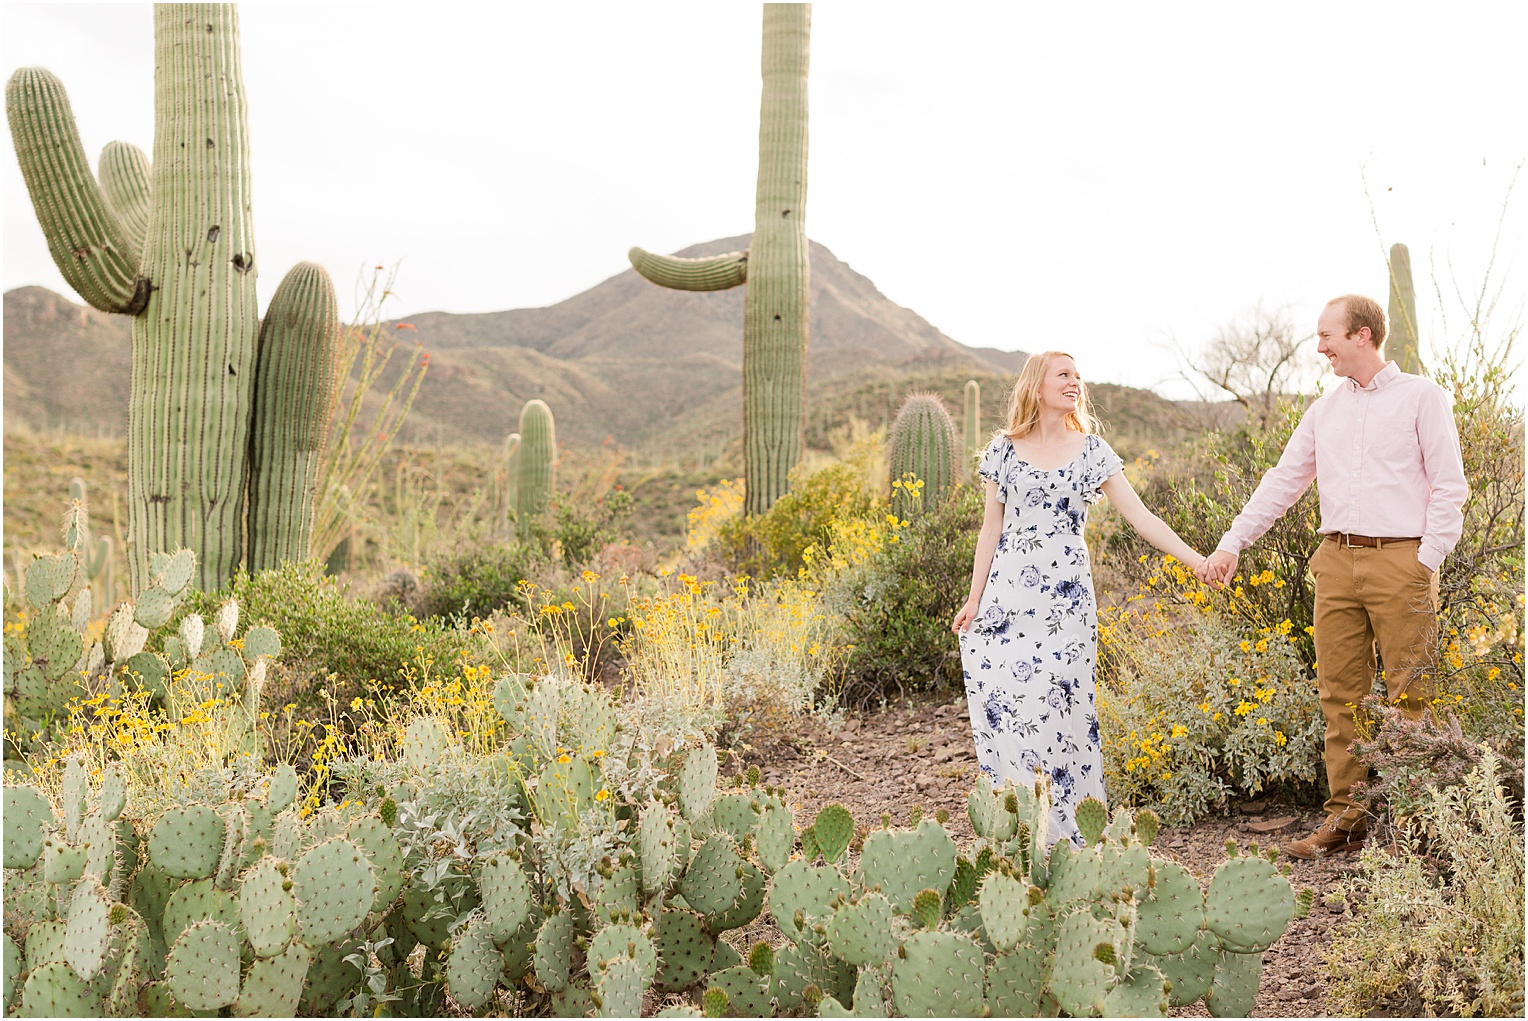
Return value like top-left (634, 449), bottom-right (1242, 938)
top-left (1097, 603), bottom-right (1325, 825)
top-left (414, 539), bottom-right (547, 621)
top-left (824, 483), bottom-right (981, 703)
top-left (1327, 750), bottom-right (1524, 1017)
top-left (183, 561), bottom-right (470, 704)
top-left (715, 460), bottom-right (880, 579)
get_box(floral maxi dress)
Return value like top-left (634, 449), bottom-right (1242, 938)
top-left (960, 433), bottom-right (1123, 847)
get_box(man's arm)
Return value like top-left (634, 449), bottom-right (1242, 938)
top-left (1215, 408), bottom-right (1319, 556)
top-left (1416, 384), bottom-right (1469, 572)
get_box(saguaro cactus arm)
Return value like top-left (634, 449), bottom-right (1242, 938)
top-left (97, 141), bottom-right (152, 255)
top-left (247, 262), bottom-right (343, 572)
top-left (5, 68), bottom-right (147, 313)
top-left (628, 247), bottom-right (748, 291)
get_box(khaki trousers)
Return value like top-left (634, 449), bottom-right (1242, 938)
top-left (1309, 537), bottom-right (1440, 832)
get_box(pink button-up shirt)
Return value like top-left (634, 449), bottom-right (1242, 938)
top-left (1216, 361), bottom-right (1468, 572)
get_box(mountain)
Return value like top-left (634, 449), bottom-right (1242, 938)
top-left (4, 235), bottom-right (1018, 448)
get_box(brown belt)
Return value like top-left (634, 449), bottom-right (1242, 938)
top-left (1324, 533), bottom-right (1421, 549)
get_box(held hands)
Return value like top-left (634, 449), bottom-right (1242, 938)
top-left (951, 597), bottom-right (979, 634)
top-left (1195, 550), bottom-right (1238, 589)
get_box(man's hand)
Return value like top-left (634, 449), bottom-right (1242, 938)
top-left (1197, 550), bottom-right (1238, 588)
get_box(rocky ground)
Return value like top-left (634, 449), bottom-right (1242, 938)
top-left (728, 694), bottom-right (1363, 1019)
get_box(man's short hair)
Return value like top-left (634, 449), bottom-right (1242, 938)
top-left (1325, 294), bottom-right (1387, 349)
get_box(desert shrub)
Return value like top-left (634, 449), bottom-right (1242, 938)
top-left (713, 459), bottom-right (880, 579)
top-left (413, 538), bottom-right (547, 620)
top-left (1099, 398), bottom-right (1321, 665)
top-left (182, 561), bottom-right (470, 705)
top-left (1327, 750), bottom-right (1525, 1017)
top-left (824, 482), bottom-right (982, 704)
top-left (1097, 557), bottom-right (1325, 825)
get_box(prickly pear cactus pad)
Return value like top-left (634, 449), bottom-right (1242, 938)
top-left (653, 908), bottom-right (715, 992)
top-left (1141, 927), bottom-right (1217, 1006)
top-left (856, 819), bottom-right (959, 913)
top-left (148, 803), bottom-right (223, 879)
top-left (239, 858), bottom-right (297, 957)
top-left (445, 916), bottom-right (501, 1011)
top-left (292, 837), bottom-right (377, 945)
top-left (478, 853), bottom-right (532, 942)
top-left (20, 960), bottom-right (100, 1017)
top-left (535, 911), bottom-right (580, 993)
top-left (755, 799), bottom-right (795, 873)
top-left (165, 920), bottom-right (241, 1011)
top-left (163, 878), bottom-right (241, 949)
top-left (709, 963), bottom-right (774, 1017)
top-left (1050, 909), bottom-right (1118, 1016)
top-left (680, 835), bottom-right (747, 918)
top-left (768, 860), bottom-right (850, 940)
top-left (1135, 859), bottom-right (1205, 955)
top-left (825, 890), bottom-right (896, 966)
top-left (640, 804), bottom-right (684, 896)
top-left (1102, 963), bottom-right (1171, 1018)
top-left (3, 784), bottom-right (55, 868)
top-left (62, 879), bottom-right (111, 981)
top-left (1205, 855), bottom-right (1295, 952)
top-left (402, 716), bottom-right (454, 771)
top-left (1206, 946), bottom-right (1263, 1018)
top-left (234, 940), bottom-right (310, 1018)
top-left (812, 802), bottom-right (854, 864)
top-left (985, 944), bottom-right (1048, 1017)
top-left (588, 923), bottom-right (658, 985)
top-left (679, 744), bottom-right (719, 821)
top-left (891, 930), bottom-right (986, 1017)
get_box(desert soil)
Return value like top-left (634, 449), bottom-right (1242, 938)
top-left (730, 694), bottom-right (1360, 1020)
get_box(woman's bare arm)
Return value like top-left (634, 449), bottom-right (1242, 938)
top-left (953, 480), bottom-right (1005, 632)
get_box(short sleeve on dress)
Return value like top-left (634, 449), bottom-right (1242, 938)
top-left (1082, 436), bottom-right (1124, 504)
top-left (977, 436), bottom-right (1009, 503)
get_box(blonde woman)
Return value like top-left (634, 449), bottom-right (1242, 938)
top-left (952, 351), bottom-right (1206, 846)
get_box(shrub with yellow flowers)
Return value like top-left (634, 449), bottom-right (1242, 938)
top-left (1097, 556), bottom-right (1324, 824)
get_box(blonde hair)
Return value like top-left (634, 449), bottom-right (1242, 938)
top-left (1001, 350), bottom-right (1098, 440)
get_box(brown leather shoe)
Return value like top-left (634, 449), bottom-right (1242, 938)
top-left (1283, 821), bottom-right (1365, 860)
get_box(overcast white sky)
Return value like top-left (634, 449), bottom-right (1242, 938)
top-left (4, 2), bottom-right (1525, 398)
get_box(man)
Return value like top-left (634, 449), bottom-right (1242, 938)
top-left (1197, 294), bottom-right (1468, 859)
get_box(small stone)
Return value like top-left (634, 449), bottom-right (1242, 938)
top-left (1248, 815), bottom-right (1298, 834)
top-left (1239, 800), bottom-right (1269, 814)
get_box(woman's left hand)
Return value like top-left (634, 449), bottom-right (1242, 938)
top-left (952, 597), bottom-right (979, 633)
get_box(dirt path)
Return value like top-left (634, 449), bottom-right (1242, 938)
top-left (734, 695), bottom-right (1357, 1019)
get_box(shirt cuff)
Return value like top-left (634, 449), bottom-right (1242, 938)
top-left (1418, 545), bottom-right (1446, 573)
top-left (1214, 537), bottom-right (1243, 557)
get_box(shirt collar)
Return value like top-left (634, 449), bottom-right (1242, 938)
top-left (1347, 360), bottom-right (1400, 392)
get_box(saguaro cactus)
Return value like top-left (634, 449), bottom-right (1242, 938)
top-left (963, 379), bottom-right (981, 477)
top-left (889, 394), bottom-right (958, 520)
top-left (516, 400), bottom-right (556, 522)
top-left (7, 5), bottom-right (341, 591)
top-left (1387, 242), bottom-right (1423, 375)
top-left (628, 4), bottom-right (811, 517)
top-left (246, 263), bottom-right (344, 572)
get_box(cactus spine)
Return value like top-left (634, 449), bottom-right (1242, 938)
top-left (6, 5), bottom-right (342, 591)
top-left (247, 263), bottom-right (343, 571)
top-left (516, 400), bottom-right (556, 521)
top-left (1387, 242), bottom-right (1423, 374)
top-left (629, 4), bottom-right (811, 517)
top-left (889, 393), bottom-right (959, 520)
top-left (963, 380), bottom-right (981, 478)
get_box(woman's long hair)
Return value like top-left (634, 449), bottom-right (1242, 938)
top-left (1001, 350), bottom-right (1099, 440)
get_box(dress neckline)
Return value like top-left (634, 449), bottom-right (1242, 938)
top-left (1008, 434), bottom-right (1093, 473)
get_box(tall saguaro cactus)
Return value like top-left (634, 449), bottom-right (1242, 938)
top-left (1386, 242), bottom-right (1423, 375)
top-left (7, 5), bottom-right (341, 591)
top-left (628, 4), bottom-right (811, 517)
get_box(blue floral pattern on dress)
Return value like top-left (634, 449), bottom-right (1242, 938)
top-left (960, 432), bottom-right (1123, 847)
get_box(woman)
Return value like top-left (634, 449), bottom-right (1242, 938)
top-left (951, 350), bottom-right (1205, 847)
